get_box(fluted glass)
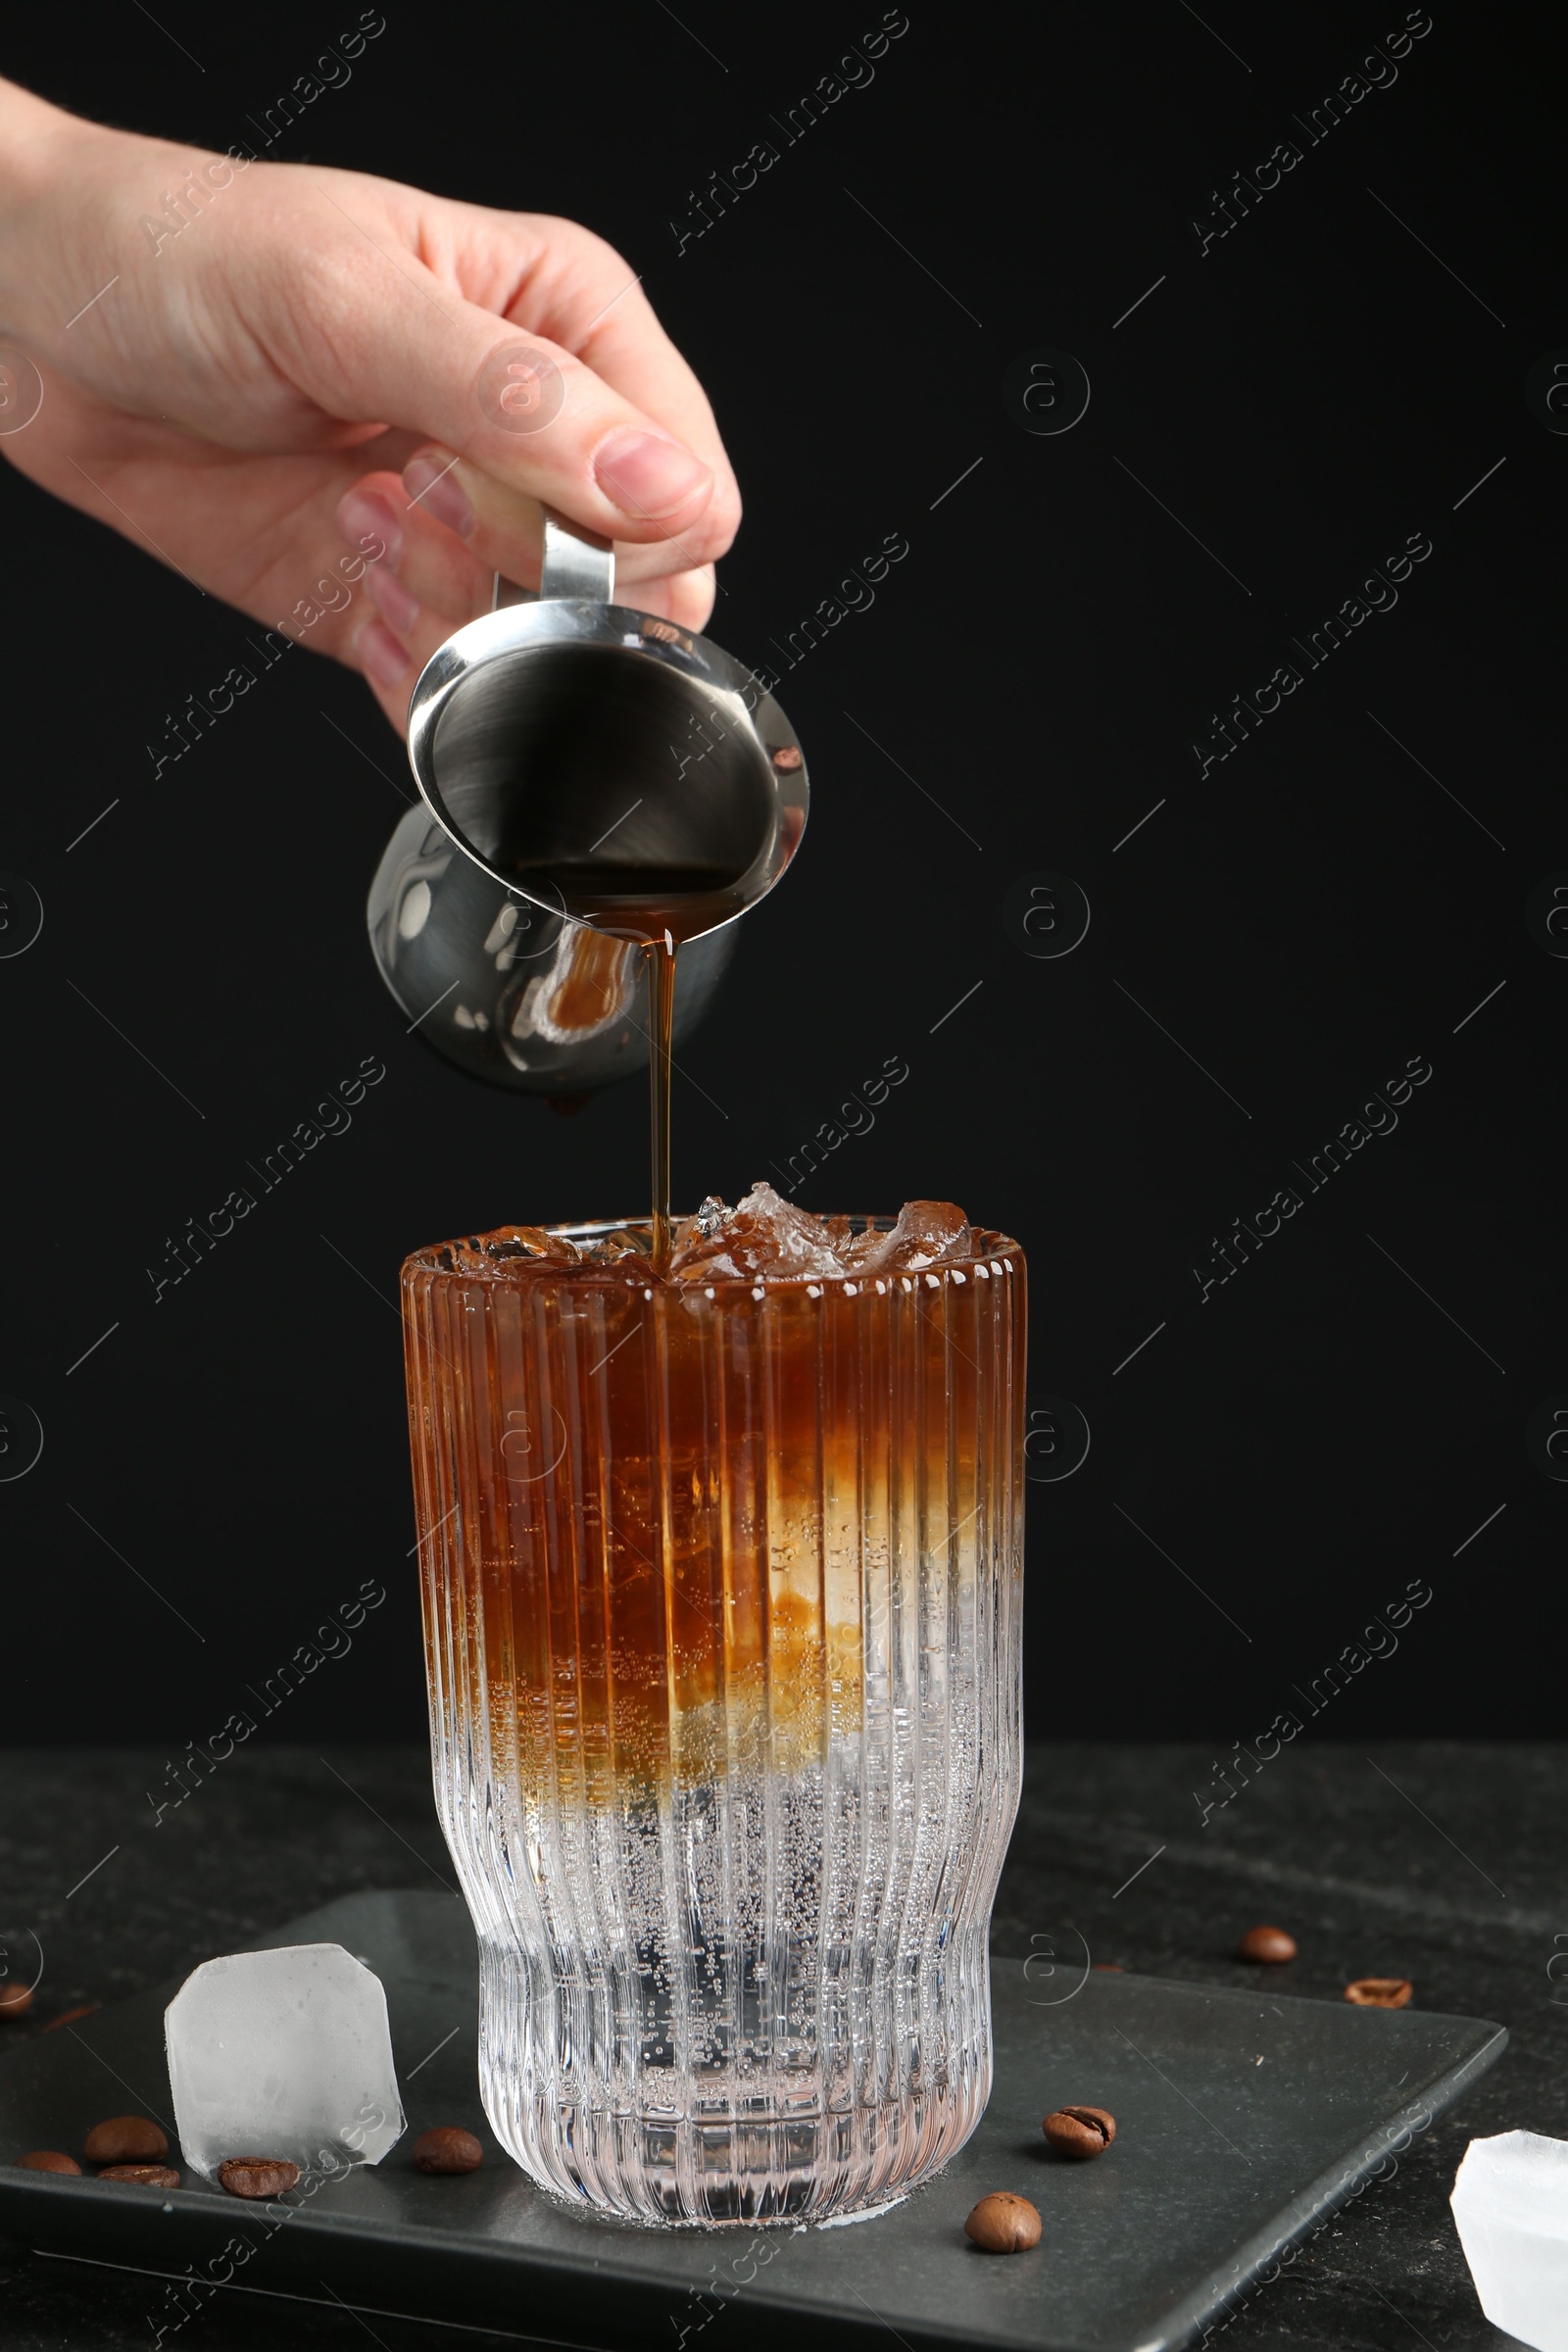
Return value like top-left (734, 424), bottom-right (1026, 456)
top-left (402, 1219), bottom-right (1025, 2225)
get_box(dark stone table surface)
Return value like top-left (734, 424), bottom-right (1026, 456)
top-left (0, 1742), bottom-right (1557, 2350)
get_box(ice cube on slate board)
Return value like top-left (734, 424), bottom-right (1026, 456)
top-left (1451, 2130), bottom-right (1568, 2351)
top-left (165, 1943), bottom-right (405, 2183)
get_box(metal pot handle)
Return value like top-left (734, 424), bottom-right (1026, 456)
top-left (492, 509), bottom-right (614, 612)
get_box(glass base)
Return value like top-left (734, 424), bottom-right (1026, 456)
top-left (476, 1935), bottom-right (994, 2226)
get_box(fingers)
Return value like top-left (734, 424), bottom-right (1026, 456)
top-left (344, 543), bottom-right (721, 734)
top-left (283, 218), bottom-right (739, 569)
top-left (462, 209), bottom-right (743, 564)
top-left (396, 421), bottom-right (732, 581)
top-left (339, 474), bottom-right (489, 630)
top-left (505, 218), bottom-right (729, 461)
top-left (396, 444), bottom-right (719, 596)
top-left (331, 467), bottom-right (718, 727)
top-left (494, 218), bottom-right (741, 543)
top-left (342, 556), bottom-right (720, 736)
top-left (353, 625), bottom-right (419, 740)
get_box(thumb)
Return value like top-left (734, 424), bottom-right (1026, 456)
top-left (294, 254), bottom-right (725, 560)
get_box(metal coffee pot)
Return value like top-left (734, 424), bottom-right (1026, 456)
top-left (367, 514), bottom-right (808, 1093)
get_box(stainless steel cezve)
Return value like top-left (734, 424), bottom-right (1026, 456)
top-left (367, 514), bottom-right (808, 1093)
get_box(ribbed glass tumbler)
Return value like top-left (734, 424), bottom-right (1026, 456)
top-left (401, 1219), bottom-right (1026, 2226)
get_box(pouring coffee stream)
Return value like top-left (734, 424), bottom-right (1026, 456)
top-left (381, 510), bottom-right (809, 1266)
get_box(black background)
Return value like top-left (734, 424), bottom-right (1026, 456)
top-left (2, 0), bottom-right (1562, 1751)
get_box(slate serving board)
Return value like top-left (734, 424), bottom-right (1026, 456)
top-left (0, 1889), bottom-right (1506, 2351)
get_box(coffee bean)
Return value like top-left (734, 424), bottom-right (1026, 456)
top-left (412, 2126), bottom-right (483, 2175)
top-left (19, 2150), bottom-right (80, 2174)
top-left (217, 2158), bottom-right (301, 2200)
top-left (964, 2192), bottom-right (1041, 2253)
top-left (84, 2116), bottom-right (167, 2165)
top-left (98, 2164), bottom-right (180, 2188)
top-left (0, 1983), bottom-right (33, 2018)
top-left (1043, 2105), bottom-right (1116, 2160)
top-left (1238, 1925), bottom-right (1297, 1964)
top-left (1345, 1977), bottom-right (1413, 2008)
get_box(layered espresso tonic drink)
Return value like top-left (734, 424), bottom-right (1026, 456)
top-left (403, 1185), bottom-right (1025, 2224)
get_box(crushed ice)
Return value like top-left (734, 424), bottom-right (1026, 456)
top-left (669, 1184), bottom-right (971, 1280)
top-left (430, 1190), bottom-right (975, 1282)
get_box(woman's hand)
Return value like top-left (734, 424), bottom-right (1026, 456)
top-left (0, 78), bottom-right (739, 734)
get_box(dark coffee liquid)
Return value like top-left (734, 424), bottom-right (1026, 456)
top-left (515, 860), bottom-right (741, 903)
top-left (514, 865), bottom-right (742, 1275)
top-left (644, 940), bottom-right (676, 1271)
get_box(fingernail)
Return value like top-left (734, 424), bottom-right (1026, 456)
top-left (357, 616), bottom-right (411, 690)
top-left (336, 487), bottom-right (402, 567)
top-left (365, 562), bottom-right (420, 634)
top-left (403, 451), bottom-right (474, 538)
top-left (593, 430), bottom-right (712, 518)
